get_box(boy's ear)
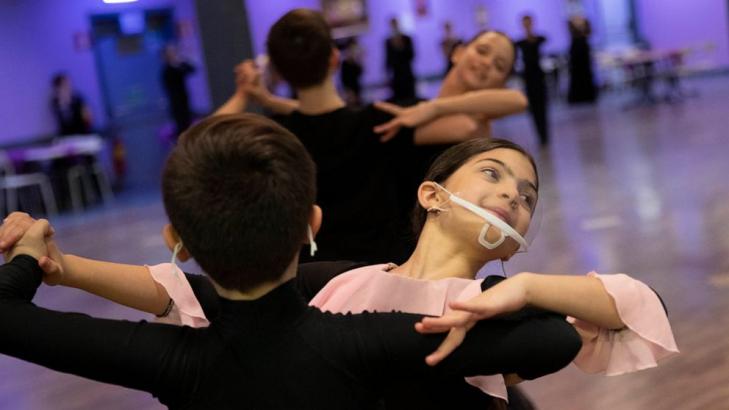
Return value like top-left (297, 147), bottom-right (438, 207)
top-left (309, 205), bottom-right (323, 238)
top-left (162, 223), bottom-right (190, 262)
top-left (329, 47), bottom-right (340, 70)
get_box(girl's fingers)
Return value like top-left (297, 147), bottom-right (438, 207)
top-left (414, 321), bottom-right (452, 334)
top-left (418, 312), bottom-right (471, 330)
top-left (373, 119), bottom-right (398, 134)
top-left (424, 327), bottom-right (467, 366)
top-left (373, 101), bottom-right (401, 115)
top-left (38, 256), bottom-right (61, 275)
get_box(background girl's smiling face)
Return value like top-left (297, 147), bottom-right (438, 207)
top-left (453, 32), bottom-right (514, 90)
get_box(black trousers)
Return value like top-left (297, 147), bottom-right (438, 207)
top-left (525, 79), bottom-right (549, 145)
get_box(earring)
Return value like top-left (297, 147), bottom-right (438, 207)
top-left (427, 206), bottom-right (446, 214)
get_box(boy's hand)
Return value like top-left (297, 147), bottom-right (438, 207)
top-left (373, 101), bottom-right (439, 142)
top-left (414, 274), bottom-right (532, 365)
top-left (5, 219), bottom-right (53, 261)
top-left (0, 212), bottom-right (66, 285)
top-left (0, 212), bottom-right (53, 252)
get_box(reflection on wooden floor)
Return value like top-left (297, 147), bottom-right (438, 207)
top-left (1, 76), bottom-right (728, 409)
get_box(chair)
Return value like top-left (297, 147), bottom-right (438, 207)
top-left (48, 134), bottom-right (113, 213)
top-left (67, 159), bottom-right (114, 213)
top-left (0, 151), bottom-right (58, 216)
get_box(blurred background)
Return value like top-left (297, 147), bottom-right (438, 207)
top-left (0, 1), bottom-right (727, 409)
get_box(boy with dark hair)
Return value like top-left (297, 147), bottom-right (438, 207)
top-left (0, 113), bottom-right (579, 409)
top-left (218, 8), bottom-right (528, 265)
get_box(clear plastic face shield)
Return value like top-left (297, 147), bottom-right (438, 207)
top-left (431, 181), bottom-right (542, 255)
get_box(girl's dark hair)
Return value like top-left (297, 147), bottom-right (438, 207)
top-left (411, 138), bottom-right (538, 235)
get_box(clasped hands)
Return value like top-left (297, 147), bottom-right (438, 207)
top-left (0, 212), bottom-right (66, 286)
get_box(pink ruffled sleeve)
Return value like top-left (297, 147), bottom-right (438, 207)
top-left (570, 272), bottom-right (678, 375)
top-left (146, 263), bottom-right (210, 328)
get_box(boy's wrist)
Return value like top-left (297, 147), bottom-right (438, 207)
top-left (7, 246), bottom-right (44, 261)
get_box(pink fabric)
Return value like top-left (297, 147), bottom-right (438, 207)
top-left (310, 264), bottom-right (508, 401)
top-left (146, 263), bottom-right (209, 328)
top-left (568, 272), bottom-right (679, 375)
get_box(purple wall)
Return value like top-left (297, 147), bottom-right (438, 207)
top-left (635, 0), bottom-right (729, 69)
top-left (0, 0), bottom-right (210, 145)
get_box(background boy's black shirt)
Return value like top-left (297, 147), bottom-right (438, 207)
top-left (273, 105), bottom-right (417, 265)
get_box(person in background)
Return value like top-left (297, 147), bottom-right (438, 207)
top-left (339, 38), bottom-right (364, 106)
top-left (385, 17), bottom-right (417, 102)
top-left (161, 44), bottom-right (196, 138)
top-left (516, 14), bottom-right (550, 146)
top-left (439, 21), bottom-right (462, 75)
top-left (51, 73), bottom-right (93, 136)
top-left (0, 115), bottom-right (581, 409)
top-left (567, 16), bottom-right (598, 104)
top-left (218, 9), bottom-right (527, 265)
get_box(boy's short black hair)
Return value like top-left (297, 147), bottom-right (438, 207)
top-left (267, 9), bottom-right (334, 89)
top-left (162, 113), bottom-right (316, 291)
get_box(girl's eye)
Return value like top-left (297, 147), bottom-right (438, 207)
top-left (482, 168), bottom-right (499, 180)
top-left (519, 194), bottom-right (536, 211)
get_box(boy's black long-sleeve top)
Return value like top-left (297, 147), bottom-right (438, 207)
top-left (0, 255), bottom-right (581, 409)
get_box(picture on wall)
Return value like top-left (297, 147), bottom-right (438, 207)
top-left (321, 0), bottom-right (368, 38)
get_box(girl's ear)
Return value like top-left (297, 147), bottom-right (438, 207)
top-left (417, 181), bottom-right (446, 211)
top-left (450, 44), bottom-right (465, 66)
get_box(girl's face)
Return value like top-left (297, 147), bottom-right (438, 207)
top-left (437, 148), bottom-right (538, 257)
top-left (452, 32), bottom-right (514, 90)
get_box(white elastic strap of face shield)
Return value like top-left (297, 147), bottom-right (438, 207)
top-left (432, 182), bottom-right (529, 251)
top-left (307, 225), bottom-right (318, 257)
top-left (170, 242), bottom-right (184, 279)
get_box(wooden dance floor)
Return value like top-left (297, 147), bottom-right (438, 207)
top-left (1, 76), bottom-right (727, 409)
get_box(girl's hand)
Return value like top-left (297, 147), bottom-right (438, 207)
top-left (415, 274), bottom-right (532, 365)
top-left (234, 60), bottom-right (271, 104)
top-left (373, 101), bottom-right (439, 142)
top-left (38, 240), bottom-right (67, 286)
